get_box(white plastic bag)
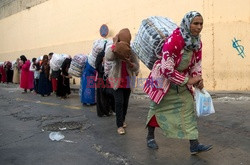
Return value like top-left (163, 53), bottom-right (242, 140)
top-left (195, 88), bottom-right (215, 117)
top-left (49, 132), bottom-right (65, 141)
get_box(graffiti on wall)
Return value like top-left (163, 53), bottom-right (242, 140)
top-left (232, 37), bottom-right (245, 58)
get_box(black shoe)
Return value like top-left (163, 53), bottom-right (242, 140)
top-left (147, 139), bottom-right (159, 150)
top-left (190, 144), bottom-right (213, 155)
top-left (104, 112), bottom-right (110, 116)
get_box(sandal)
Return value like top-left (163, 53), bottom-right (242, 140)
top-left (117, 127), bottom-right (125, 135)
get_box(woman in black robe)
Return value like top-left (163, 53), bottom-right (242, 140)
top-left (95, 42), bottom-right (115, 117)
top-left (56, 58), bottom-right (72, 99)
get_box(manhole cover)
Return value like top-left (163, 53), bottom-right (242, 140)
top-left (42, 121), bottom-right (84, 131)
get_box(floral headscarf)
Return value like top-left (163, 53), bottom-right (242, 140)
top-left (180, 11), bottom-right (202, 51)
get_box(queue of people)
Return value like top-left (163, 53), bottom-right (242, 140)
top-left (0, 61), bottom-right (15, 84)
top-left (1, 53), bottom-right (72, 100)
top-left (0, 11), bottom-right (213, 155)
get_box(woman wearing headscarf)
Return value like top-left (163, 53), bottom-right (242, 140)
top-left (95, 40), bottom-right (111, 117)
top-left (30, 58), bottom-right (40, 94)
top-left (38, 55), bottom-right (52, 96)
top-left (105, 28), bottom-right (140, 135)
top-left (12, 58), bottom-right (20, 84)
top-left (5, 61), bottom-right (13, 83)
top-left (144, 11), bottom-right (212, 154)
top-left (56, 58), bottom-right (72, 99)
top-left (48, 52), bottom-right (60, 93)
top-left (20, 55), bottom-right (34, 93)
top-left (80, 58), bottom-right (96, 105)
top-left (0, 64), bottom-right (6, 83)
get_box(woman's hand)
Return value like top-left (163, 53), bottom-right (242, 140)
top-left (187, 76), bottom-right (202, 86)
top-left (194, 79), bottom-right (204, 90)
top-left (124, 57), bottom-right (134, 68)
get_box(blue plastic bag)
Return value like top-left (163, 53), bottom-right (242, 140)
top-left (195, 88), bottom-right (215, 117)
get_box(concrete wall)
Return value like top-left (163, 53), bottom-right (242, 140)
top-left (0, 0), bottom-right (250, 91)
top-left (0, 0), bottom-right (48, 19)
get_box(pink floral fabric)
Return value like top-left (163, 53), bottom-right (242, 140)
top-left (143, 28), bottom-right (202, 104)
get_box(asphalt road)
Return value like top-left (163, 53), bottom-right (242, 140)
top-left (0, 83), bottom-right (250, 165)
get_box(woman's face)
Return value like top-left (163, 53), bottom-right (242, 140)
top-left (43, 59), bottom-right (48, 64)
top-left (190, 16), bottom-right (203, 36)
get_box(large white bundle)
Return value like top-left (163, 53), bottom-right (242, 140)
top-left (87, 54), bottom-right (96, 69)
top-left (88, 39), bottom-right (112, 68)
top-left (70, 61), bottom-right (84, 72)
top-left (131, 16), bottom-right (177, 70)
top-left (91, 39), bottom-right (113, 58)
top-left (68, 54), bottom-right (88, 77)
top-left (50, 54), bottom-right (70, 71)
top-left (68, 67), bottom-right (81, 77)
top-left (72, 54), bottom-right (88, 69)
top-left (11, 61), bottom-right (16, 69)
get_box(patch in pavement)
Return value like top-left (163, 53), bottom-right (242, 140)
top-left (10, 111), bottom-right (61, 122)
top-left (93, 144), bottom-right (130, 165)
top-left (42, 121), bottom-right (90, 131)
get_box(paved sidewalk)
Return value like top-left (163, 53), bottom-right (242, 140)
top-left (1, 83), bottom-right (250, 165)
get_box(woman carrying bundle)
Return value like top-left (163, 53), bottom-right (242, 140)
top-left (144, 11), bottom-right (212, 155)
top-left (105, 28), bottom-right (140, 135)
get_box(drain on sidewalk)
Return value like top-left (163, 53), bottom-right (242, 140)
top-left (42, 121), bottom-right (87, 131)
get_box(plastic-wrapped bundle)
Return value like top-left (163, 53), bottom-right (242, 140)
top-left (131, 16), bottom-right (177, 70)
top-left (68, 54), bottom-right (88, 77)
top-left (68, 68), bottom-right (81, 77)
top-left (88, 39), bottom-right (112, 68)
top-left (87, 53), bottom-right (96, 69)
top-left (11, 61), bottom-right (16, 69)
top-left (50, 54), bottom-right (70, 71)
top-left (36, 55), bottom-right (44, 63)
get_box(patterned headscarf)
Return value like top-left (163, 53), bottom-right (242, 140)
top-left (180, 11), bottom-right (202, 51)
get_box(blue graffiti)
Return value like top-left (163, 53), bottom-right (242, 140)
top-left (232, 37), bottom-right (245, 58)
